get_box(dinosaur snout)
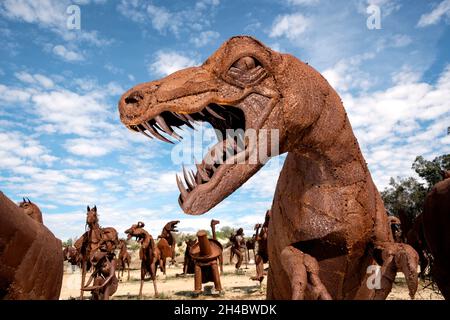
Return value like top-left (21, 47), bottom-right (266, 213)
top-left (123, 90), bottom-right (144, 108)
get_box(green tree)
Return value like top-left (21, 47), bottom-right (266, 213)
top-left (215, 226), bottom-right (235, 240)
top-left (381, 176), bottom-right (427, 223)
top-left (412, 154), bottom-right (450, 189)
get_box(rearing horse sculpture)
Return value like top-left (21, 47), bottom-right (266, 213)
top-left (74, 205), bottom-right (118, 300)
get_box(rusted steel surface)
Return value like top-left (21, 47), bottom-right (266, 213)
top-left (190, 230), bottom-right (223, 295)
top-left (117, 239), bottom-right (131, 281)
top-left (423, 171), bottom-right (450, 299)
top-left (125, 222), bottom-right (159, 298)
top-left (0, 191), bottom-right (63, 299)
top-left (118, 36), bottom-right (419, 300)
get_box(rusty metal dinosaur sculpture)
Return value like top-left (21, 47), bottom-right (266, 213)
top-left (423, 170), bottom-right (450, 299)
top-left (210, 219), bottom-right (224, 273)
top-left (251, 210), bottom-right (271, 285)
top-left (117, 239), bottom-right (131, 281)
top-left (157, 220), bottom-right (179, 272)
top-left (125, 222), bottom-right (159, 298)
top-left (118, 36), bottom-right (419, 300)
top-left (0, 192), bottom-right (63, 299)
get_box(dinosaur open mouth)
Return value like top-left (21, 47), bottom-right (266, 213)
top-left (126, 103), bottom-right (247, 207)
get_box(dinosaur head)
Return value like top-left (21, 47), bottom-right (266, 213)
top-left (124, 221), bottom-right (146, 240)
top-left (164, 220), bottom-right (180, 233)
top-left (119, 36), bottom-right (324, 215)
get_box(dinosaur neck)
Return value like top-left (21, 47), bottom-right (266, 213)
top-left (211, 226), bottom-right (216, 240)
top-left (284, 86), bottom-right (369, 189)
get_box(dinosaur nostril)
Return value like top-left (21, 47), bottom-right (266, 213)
top-left (124, 91), bottom-right (143, 106)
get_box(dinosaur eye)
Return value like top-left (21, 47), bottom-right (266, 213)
top-left (231, 56), bottom-right (259, 71)
top-left (227, 56), bottom-right (266, 87)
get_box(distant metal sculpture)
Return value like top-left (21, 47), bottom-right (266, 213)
top-left (182, 239), bottom-right (196, 275)
top-left (157, 220), bottom-right (179, 273)
top-left (230, 228), bottom-right (245, 270)
top-left (81, 244), bottom-right (118, 300)
top-left (245, 235), bottom-right (256, 264)
top-left (117, 239), bottom-right (131, 281)
top-left (251, 210), bottom-right (271, 285)
top-left (387, 215), bottom-right (402, 243)
top-left (74, 205), bottom-right (119, 300)
top-left (118, 36), bottom-right (419, 299)
top-left (125, 222), bottom-right (159, 298)
top-left (210, 219), bottom-right (224, 273)
top-left (423, 170), bottom-right (450, 299)
top-left (190, 230), bottom-right (223, 295)
top-left (406, 214), bottom-right (431, 279)
top-left (63, 245), bottom-right (81, 271)
top-left (18, 197), bottom-right (43, 223)
top-left (0, 192), bottom-right (63, 299)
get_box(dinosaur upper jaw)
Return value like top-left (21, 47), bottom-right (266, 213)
top-left (118, 67), bottom-right (272, 215)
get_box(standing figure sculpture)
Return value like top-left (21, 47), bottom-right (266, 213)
top-left (81, 243), bottom-right (119, 300)
top-left (117, 239), bottom-right (131, 281)
top-left (190, 230), bottom-right (223, 296)
top-left (182, 239), bottom-right (197, 275)
top-left (125, 222), bottom-right (160, 298)
top-left (18, 197), bottom-right (43, 223)
top-left (74, 205), bottom-right (119, 300)
top-left (118, 36), bottom-right (419, 299)
top-left (230, 228), bottom-right (245, 271)
top-left (422, 170), bottom-right (450, 299)
top-left (210, 219), bottom-right (224, 273)
top-left (157, 220), bottom-right (179, 273)
top-left (0, 192), bottom-right (63, 299)
top-left (251, 210), bottom-right (271, 285)
top-left (63, 245), bottom-right (81, 271)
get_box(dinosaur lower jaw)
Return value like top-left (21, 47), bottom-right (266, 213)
top-left (127, 103), bottom-right (256, 213)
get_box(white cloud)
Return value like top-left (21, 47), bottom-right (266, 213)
top-left (15, 72), bottom-right (55, 88)
top-left (418, 0), bottom-right (450, 27)
top-left (190, 30), bottom-right (220, 47)
top-left (52, 45), bottom-right (84, 62)
top-left (287, 0), bottom-right (320, 5)
top-left (269, 13), bottom-right (310, 41)
top-left (64, 137), bottom-right (127, 157)
top-left (148, 51), bottom-right (199, 76)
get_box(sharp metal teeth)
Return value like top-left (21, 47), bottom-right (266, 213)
top-left (155, 115), bottom-right (182, 141)
top-left (136, 126), bottom-right (153, 139)
top-left (182, 165), bottom-right (195, 191)
top-left (205, 106), bottom-right (225, 120)
top-left (142, 122), bottom-right (174, 144)
top-left (189, 170), bottom-right (198, 187)
top-left (176, 175), bottom-right (189, 200)
top-left (196, 163), bottom-right (210, 182)
top-left (173, 112), bottom-right (195, 130)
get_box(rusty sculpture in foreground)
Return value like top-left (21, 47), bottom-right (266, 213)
top-left (0, 192), bottom-right (63, 299)
top-left (230, 228), bottom-right (245, 270)
top-left (117, 239), bottom-right (131, 281)
top-left (210, 219), bottom-right (224, 273)
top-left (81, 244), bottom-right (118, 300)
top-left (18, 197), bottom-right (43, 223)
top-left (422, 171), bottom-right (450, 299)
top-left (251, 210), bottom-right (271, 285)
top-left (118, 36), bottom-right (419, 299)
top-left (157, 220), bottom-right (179, 273)
top-left (125, 222), bottom-right (159, 298)
top-left (74, 206), bottom-right (119, 300)
top-left (190, 230), bottom-right (223, 295)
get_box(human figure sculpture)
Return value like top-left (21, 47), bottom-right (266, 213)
top-left (117, 239), bottom-right (131, 281)
top-left (190, 230), bottom-right (223, 296)
top-left (251, 210), bottom-right (271, 285)
top-left (230, 228), bottom-right (245, 270)
top-left (74, 205), bottom-right (119, 300)
top-left (125, 222), bottom-right (159, 298)
top-left (18, 197), bottom-right (43, 223)
top-left (81, 244), bottom-right (118, 300)
top-left (0, 192), bottom-right (63, 299)
top-left (210, 219), bottom-right (224, 273)
top-left (157, 220), bottom-right (179, 273)
top-left (422, 170), bottom-right (450, 299)
top-left (118, 36), bottom-right (419, 300)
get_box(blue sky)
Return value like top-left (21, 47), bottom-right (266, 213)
top-left (0, 0), bottom-right (449, 240)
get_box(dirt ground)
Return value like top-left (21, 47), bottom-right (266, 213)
top-left (61, 250), bottom-right (444, 300)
